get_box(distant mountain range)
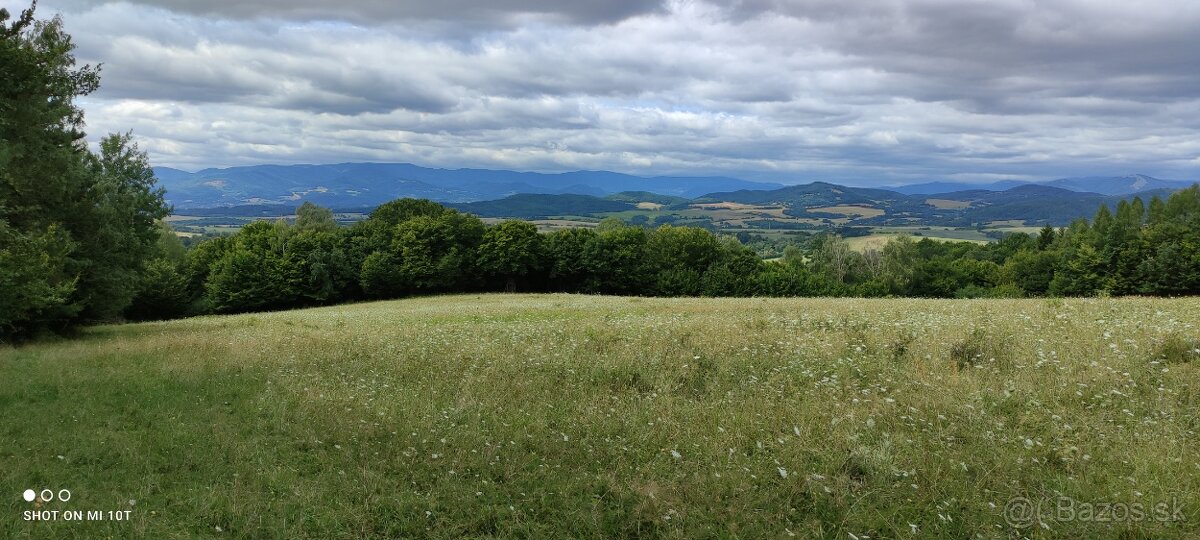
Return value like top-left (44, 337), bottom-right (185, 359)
top-left (445, 183), bottom-right (1183, 226)
top-left (704, 182), bottom-right (1184, 226)
top-left (889, 174), bottom-right (1193, 196)
top-left (155, 162), bottom-right (1195, 227)
top-left (155, 162), bottom-right (1193, 210)
top-left (154, 162), bottom-right (782, 208)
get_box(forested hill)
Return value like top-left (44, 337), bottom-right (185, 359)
top-left (406, 182), bottom-right (1189, 227)
top-left (157, 162), bottom-right (1194, 226)
top-left (449, 194), bottom-right (635, 218)
top-left (693, 183), bottom-right (1185, 226)
top-left (890, 174), bottom-right (1195, 195)
top-left (695, 181), bottom-right (910, 206)
top-left (153, 163), bottom-right (782, 207)
top-left (154, 162), bottom-right (1193, 211)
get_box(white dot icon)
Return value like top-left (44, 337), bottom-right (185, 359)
top-left (23, 489), bottom-right (36, 502)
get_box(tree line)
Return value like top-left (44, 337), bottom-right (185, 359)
top-left (3, 2), bottom-right (1199, 341)
top-left (118, 184), bottom-right (1200, 323)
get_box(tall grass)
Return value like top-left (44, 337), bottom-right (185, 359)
top-left (2, 295), bottom-right (1197, 538)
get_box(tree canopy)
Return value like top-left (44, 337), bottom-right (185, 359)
top-left (1, 2), bottom-right (168, 339)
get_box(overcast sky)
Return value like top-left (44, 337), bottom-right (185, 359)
top-left (39, 0), bottom-right (1200, 184)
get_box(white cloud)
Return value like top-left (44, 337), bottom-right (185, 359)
top-left (40, 0), bottom-right (1200, 184)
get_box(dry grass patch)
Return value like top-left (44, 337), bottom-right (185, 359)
top-left (807, 205), bottom-right (886, 218)
top-left (925, 198), bottom-right (972, 210)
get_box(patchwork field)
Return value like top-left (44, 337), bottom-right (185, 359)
top-left (846, 233), bottom-right (990, 252)
top-left (480, 218), bottom-right (599, 232)
top-left (3, 295), bottom-right (1197, 538)
top-left (808, 205), bottom-right (887, 218)
top-left (925, 198), bottom-right (973, 210)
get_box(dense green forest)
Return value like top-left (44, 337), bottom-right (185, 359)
top-left (3, 2), bottom-right (1200, 341)
top-left (1, 4), bottom-right (169, 340)
top-left (113, 183), bottom-right (1200, 324)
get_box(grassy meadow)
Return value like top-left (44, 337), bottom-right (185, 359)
top-left (2, 294), bottom-right (1198, 538)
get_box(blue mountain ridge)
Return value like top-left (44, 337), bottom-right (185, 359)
top-left (888, 174), bottom-right (1192, 196)
top-left (153, 162), bottom-right (1194, 212)
top-left (153, 162), bottom-right (784, 208)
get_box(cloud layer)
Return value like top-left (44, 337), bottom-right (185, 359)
top-left (46, 0), bottom-right (1200, 184)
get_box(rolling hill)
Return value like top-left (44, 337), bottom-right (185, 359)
top-left (155, 162), bottom-right (1195, 229)
top-left (1044, 174), bottom-right (1192, 195)
top-left (154, 163), bottom-right (782, 208)
top-left (170, 181), bottom-right (1192, 230)
top-left (449, 194), bottom-right (635, 218)
top-left (888, 180), bottom-right (1028, 195)
top-left (696, 181), bottom-right (907, 207)
top-left (403, 182), bottom-right (1185, 227)
top-left (603, 191), bottom-right (692, 206)
top-left (689, 182), bottom-right (1186, 226)
top-left (888, 174), bottom-right (1193, 196)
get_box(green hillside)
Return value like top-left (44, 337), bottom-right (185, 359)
top-left (450, 193), bottom-right (634, 218)
top-left (4, 295), bottom-right (1198, 538)
top-left (603, 191), bottom-right (692, 206)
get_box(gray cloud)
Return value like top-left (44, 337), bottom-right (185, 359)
top-left (42, 0), bottom-right (1200, 184)
top-left (46, 0), bottom-right (666, 25)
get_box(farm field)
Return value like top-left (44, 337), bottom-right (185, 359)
top-left (846, 233), bottom-right (989, 252)
top-left (480, 217), bottom-right (600, 232)
top-left (870, 226), bottom-right (996, 242)
top-left (168, 206), bottom-right (1024, 255)
top-left (3, 295), bottom-right (1197, 538)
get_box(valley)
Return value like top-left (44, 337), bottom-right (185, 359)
top-left (162, 167), bottom-right (1193, 253)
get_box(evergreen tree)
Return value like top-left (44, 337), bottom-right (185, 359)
top-left (124, 223), bottom-right (189, 320)
top-left (1037, 225), bottom-right (1057, 251)
top-left (1, 3), bottom-right (168, 338)
top-left (1137, 186), bottom-right (1200, 294)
